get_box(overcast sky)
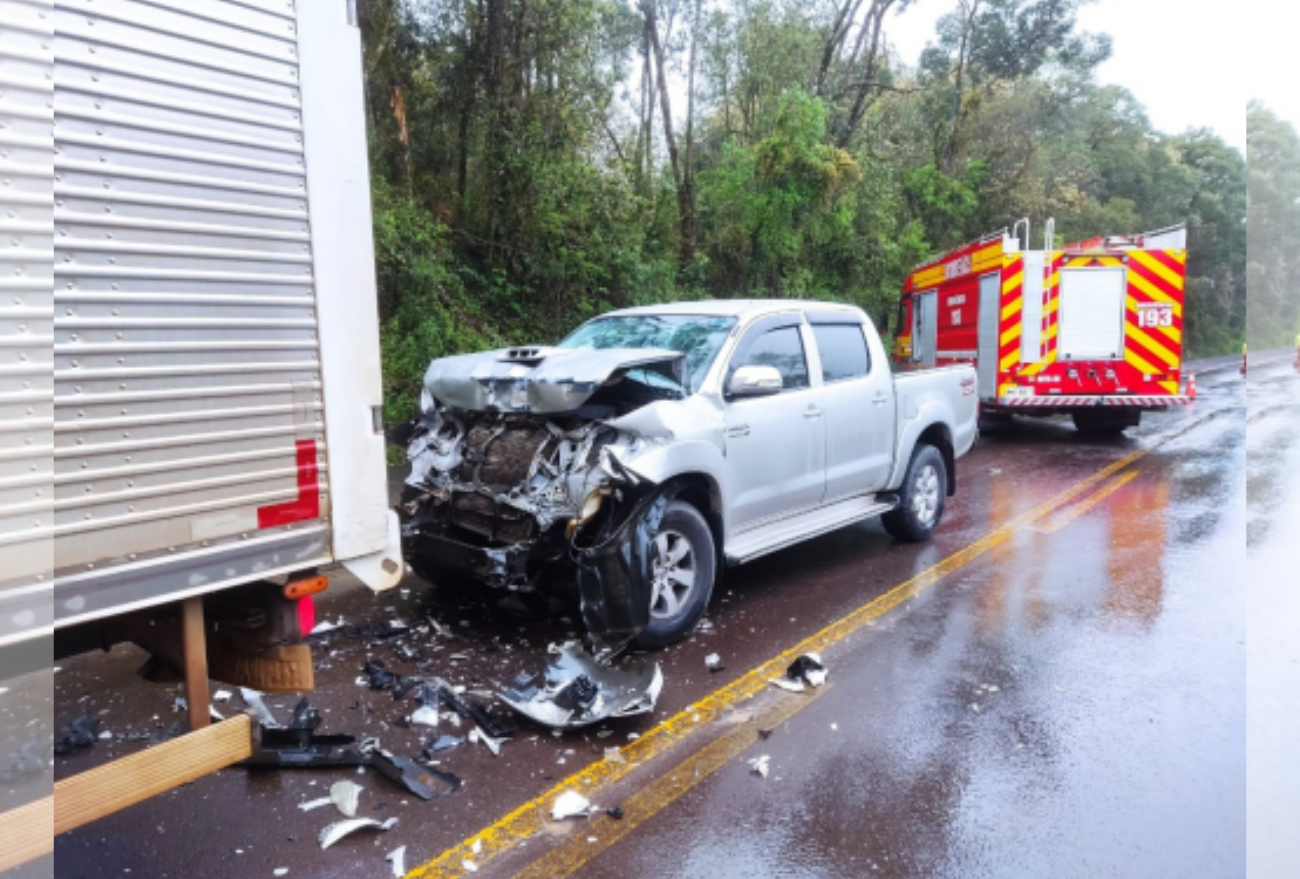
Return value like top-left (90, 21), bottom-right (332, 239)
top-left (885, 0), bottom-right (1256, 151)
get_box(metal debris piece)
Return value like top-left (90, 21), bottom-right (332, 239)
top-left (240, 688), bottom-right (282, 729)
top-left (367, 748), bottom-right (461, 801)
top-left (468, 726), bottom-right (505, 756)
top-left (297, 797), bottom-right (332, 812)
top-left (318, 816), bottom-right (398, 850)
top-left (53, 715), bottom-right (101, 755)
top-left (551, 790), bottom-right (595, 820)
top-left (704, 653), bottom-right (723, 673)
top-left (768, 678), bottom-right (805, 693)
top-left (363, 659), bottom-right (397, 690)
top-left (748, 755), bottom-right (770, 778)
top-left (425, 735), bottom-right (464, 755)
top-left (330, 780), bottom-right (363, 817)
top-left (422, 680), bottom-right (516, 739)
top-left (391, 676), bottom-right (423, 700)
top-left (786, 653), bottom-right (826, 688)
top-left (386, 846), bottom-right (407, 878)
top-left (310, 617), bottom-right (345, 635)
top-left (500, 645), bottom-right (662, 729)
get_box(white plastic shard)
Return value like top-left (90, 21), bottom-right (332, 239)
top-left (212, 689), bottom-right (232, 702)
top-left (768, 678), bottom-right (805, 693)
top-left (748, 755), bottom-right (770, 778)
top-left (410, 705), bottom-right (440, 727)
top-left (551, 790), bottom-right (595, 820)
top-left (297, 797), bottom-right (332, 812)
top-left (240, 688), bottom-right (282, 729)
top-left (311, 617), bottom-right (345, 635)
top-left (468, 726), bottom-right (504, 756)
top-left (330, 780), bottom-right (363, 817)
top-left (318, 817), bottom-right (398, 850)
top-left (386, 845), bottom-right (407, 878)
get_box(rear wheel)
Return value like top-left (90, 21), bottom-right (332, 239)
top-left (882, 444), bottom-right (948, 542)
top-left (635, 500), bottom-right (716, 650)
top-left (1072, 408), bottom-right (1140, 436)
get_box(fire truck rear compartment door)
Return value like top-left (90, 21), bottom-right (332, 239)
top-left (1020, 253), bottom-right (1045, 363)
top-left (976, 273), bottom-right (1000, 397)
top-left (1058, 267), bottom-right (1127, 361)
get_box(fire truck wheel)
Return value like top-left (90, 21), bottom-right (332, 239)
top-left (882, 443), bottom-right (948, 542)
top-left (1071, 408), bottom-right (1140, 436)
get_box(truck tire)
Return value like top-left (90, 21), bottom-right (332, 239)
top-left (882, 444), bottom-right (948, 542)
top-left (635, 500), bottom-right (717, 650)
top-left (1072, 408), bottom-right (1140, 436)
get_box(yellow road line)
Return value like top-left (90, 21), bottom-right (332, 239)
top-left (1031, 471), bottom-right (1140, 534)
top-left (405, 432), bottom-right (1183, 879)
top-left (508, 685), bottom-right (822, 879)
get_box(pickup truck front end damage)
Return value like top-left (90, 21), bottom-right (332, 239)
top-left (394, 346), bottom-right (690, 654)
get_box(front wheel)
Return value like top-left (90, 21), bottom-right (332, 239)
top-left (634, 500), bottom-right (716, 650)
top-left (882, 444), bottom-right (948, 542)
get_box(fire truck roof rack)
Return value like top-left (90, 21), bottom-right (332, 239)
top-left (1064, 223), bottom-right (1187, 252)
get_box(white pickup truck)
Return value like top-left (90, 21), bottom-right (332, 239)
top-left (397, 300), bottom-right (979, 653)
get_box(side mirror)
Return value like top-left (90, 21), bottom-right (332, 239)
top-left (727, 365), bottom-right (783, 398)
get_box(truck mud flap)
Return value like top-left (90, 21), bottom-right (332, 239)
top-left (574, 488), bottom-right (668, 659)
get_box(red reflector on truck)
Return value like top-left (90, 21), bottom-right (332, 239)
top-left (296, 595), bottom-right (316, 639)
top-left (257, 439), bottom-right (320, 528)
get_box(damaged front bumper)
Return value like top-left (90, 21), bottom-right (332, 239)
top-left (401, 527), bottom-right (544, 592)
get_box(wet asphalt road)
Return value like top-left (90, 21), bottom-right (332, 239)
top-left (39, 355), bottom-right (1279, 879)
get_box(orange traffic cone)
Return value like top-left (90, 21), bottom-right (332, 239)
top-left (1241, 343), bottom-right (1248, 377)
top-left (1187, 373), bottom-right (1197, 399)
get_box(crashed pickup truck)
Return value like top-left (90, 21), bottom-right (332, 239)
top-left (393, 300), bottom-right (978, 655)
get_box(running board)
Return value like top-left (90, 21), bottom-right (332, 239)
top-left (725, 495), bottom-right (896, 565)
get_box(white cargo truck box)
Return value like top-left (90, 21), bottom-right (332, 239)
top-left (0, 0), bottom-right (400, 648)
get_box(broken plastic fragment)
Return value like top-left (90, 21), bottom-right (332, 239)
top-left (212, 689), bottom-right (232, 702)
top-left (297, 797), bottom-right (332, 812)
top-left (606, 806), bottom-right (625, 820)
top-left (330, 780), bottom-right (363, 818)
top-left (53, 714), bottom-right (101, 755)
top-left (240, 688), bottom-right (282, 730)
top-left (500, 646), bottom-right (662, 729)
top-left (410, 705), bottom-right (440, 728)
top-left (768, 678), bottom-right (805, 693)
top-left (786, 653), bottom-right (826, 688)
top-left (391, 676), bottom-right (422, 700)
top-left (748, 755), bottom-right (770, 778)
top-left (426, 735), bottom-right (464, 755)
top-left (462, 860), bottom-right (479, 873)
top-left (552, 790), bottom-right (595, 820)
top-left (386, 845), bottom-right (406, 878)
top-left (273, 869), bottom-right (289, 877)
top-left (363, 659), bottom-right (396, 691)
top-left (468, 726), bottom-right (505, 756)
top-left (310, 617), bottom-right (345, 635)
top-left (318, 816), bottom-right (398, 850)
top-left (704, 653), bottom-right (723, 672)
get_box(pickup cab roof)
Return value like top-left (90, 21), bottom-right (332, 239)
top-left (604, 299), bottom-right (866, 322)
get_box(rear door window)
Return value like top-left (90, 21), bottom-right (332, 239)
top-left (812, 324), bottom-right (870, 382)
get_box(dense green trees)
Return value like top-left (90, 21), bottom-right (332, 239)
top-left (1247, 104), bottom-right (1300, 348)
top-left (359, 0), bottom-right (1247, 421)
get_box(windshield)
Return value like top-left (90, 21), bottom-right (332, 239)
top-left (558, 314), bottom-right (736, 393)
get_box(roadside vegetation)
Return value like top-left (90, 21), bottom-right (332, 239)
top-left (356, 0), bottom-right (1248, 421)
top-left (1247, 103), bottom-right (1300, 349)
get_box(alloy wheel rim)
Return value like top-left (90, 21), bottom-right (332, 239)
top-left (912, 464), bottom-right (940, 526)
top-left (649, 528), bottom-right (696, 620)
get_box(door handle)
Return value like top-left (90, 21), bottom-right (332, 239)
top-left (727, 424), bottom-right (751, 438)
top-left (803, 406), bottom-right (823, 419)
top-left (871, 393), bottom-right (888, 407)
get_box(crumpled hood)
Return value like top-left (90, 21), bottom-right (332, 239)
top-left (423, 345), bottom-right (686, 413)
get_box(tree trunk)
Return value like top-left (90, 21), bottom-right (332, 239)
top-left (644, 2), bottom-right (696, 271)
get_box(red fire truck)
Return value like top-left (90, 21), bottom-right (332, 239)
top-left (892, 220), bottom-right (1193, 434)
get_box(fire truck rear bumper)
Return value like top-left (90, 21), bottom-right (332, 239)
top-left (995, 395), bottom-right (1194, 408)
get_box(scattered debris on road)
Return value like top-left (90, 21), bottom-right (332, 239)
top-left (318, 816), bottom-right (399, 850)
top-left (53, 715), bottom-right (100, 755)
top-left (386, 845), bottom-right (407, 878)
top-left (500, 644), bottom-right (663, 728)
top-left (606, 806), bottom-right (625, 820)
top-left (552, 790), bottom-right (596, 820)
top-left (748, 755), bottom-right (770, 778)
top-left (787, 653), bottom-right (827, 687)
top-left (704, 653), bottom-right (724, 673)
top-left (330, 780), bottom-right (362, 817)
